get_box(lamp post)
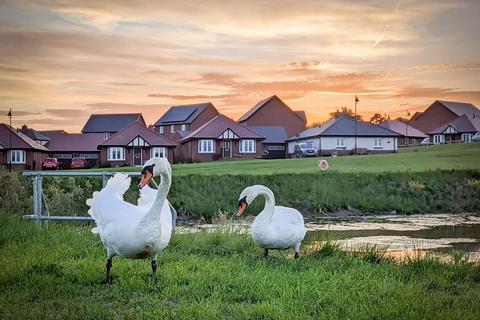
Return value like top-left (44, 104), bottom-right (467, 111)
top-left (405, 109), bottom-right (411, 146)
top-left (354, 95), bottom-right (359, 154)
top-left (7, 108), bottom-right (12, 172)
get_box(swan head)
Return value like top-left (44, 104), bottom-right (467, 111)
top-left (237, 186), bottom-right (259, 216)
top-left (138, 157), bottom-right (171, 189)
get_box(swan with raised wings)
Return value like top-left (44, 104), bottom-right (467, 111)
top-left (237, 185), bottom-right (306, 258)
top-left (86, 157), bottom-right (174, 283)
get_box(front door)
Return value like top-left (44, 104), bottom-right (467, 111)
top-left (224, 140), bottom-right (231, 158)
top-left (133, 147), bottom-right (142, 165)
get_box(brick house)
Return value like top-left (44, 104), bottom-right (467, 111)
top-left (428, 114), bottom-right (480, 144)
top-left (178, 115), bottom-right (264, 163)
top-left (0, 123), bottom-right (49, 170)
top-left (99, 121), bottom-right (176, 166)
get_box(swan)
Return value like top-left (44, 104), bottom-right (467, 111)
top-left (237, 185), bottom-right (306, 259)
top-left (86, 157), bottom-right (174, 283)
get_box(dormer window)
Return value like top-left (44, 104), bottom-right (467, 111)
top-left (170, 125), bottom-right (175, 133)
top-left (181, 124), bottom-right (186, 131)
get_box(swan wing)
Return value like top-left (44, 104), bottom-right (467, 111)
top-left (86, 173), bottom-right (144, 233)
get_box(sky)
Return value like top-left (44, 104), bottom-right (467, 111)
top-left (0, 0), bottom-right (479, 132)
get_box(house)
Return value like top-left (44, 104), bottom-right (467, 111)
top-left (247, 126), bottom-right (289, 159)
top-left (408, 100), bottom-right (480, 134)
top-left (178, 115), bottom-right (264, 163)
top-left (428, 114), bottom-right (480, 144)
top-left (238, 95), bottom-right (307, 137)
top-left (98, 121), bottom-right (176, 166)
top-left (82, 113), bottom-right (146, 140)
top-left (379, 119), bottom-right (427, 146)
top-left (286, 116), bottom-right (400, 156)
top-left (41, 131), bottom-right (105, 168)
top-left (0, 123), bottom-right (49, 170)
top-left (153, 103), bottom-right (219, 143)
top-left (19, 125), bottom-right (50, 146)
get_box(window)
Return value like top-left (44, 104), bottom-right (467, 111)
top-left (240, 139), bottom-right (256, 153)
top-left (433, 134), bottom-right (444, 144)
top-left (266, 145), bottom-right (285, 151)
top-left (108, 147), bottom-right (125, 161)
top-left (374, 138), bottom-right (383, 148)
top-left (53, 153), bottom-right (73, 159)
top-left (170, 125), bottom-right (175, 133)
top-left (79, 153), bottom-right (99, 159)
top-left (151, 147), bottom-right (167, 158)
top-left (462, 133), bottom-right (472, 142)
top-left (104, 132), bottom-right (111, 140)
top-left (159, 126), bottom-right (164, 134)
top-left (336, 138), bottom-right (345, 148)
top-left (8, 150), bottom-right (26, 164)
top-left (198, 139), bottom-right (215, 153)
top-left (181, 124), bottom-right (186, 131)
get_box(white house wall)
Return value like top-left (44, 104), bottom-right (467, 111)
top-left (288, 136), bottom-right (397, 153)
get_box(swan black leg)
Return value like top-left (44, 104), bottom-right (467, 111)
top-left (264, 249), bottom-right (269, 258)
top-left (103, 258), bottom-right (113, 284)
top-left (151, 260), bottom-right (158, 284)
top-left (294, 252), bottom-right (300, 259)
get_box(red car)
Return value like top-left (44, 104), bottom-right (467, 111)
top-left (42, 158), bottom-right (59, 170)
top-left (70, 157), bottom-right (87, 169)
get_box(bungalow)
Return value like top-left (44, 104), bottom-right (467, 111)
top-left (0, 123), bottom-right (49, 170)
top-left (82, 113), bottom-right (146, 140)
top-left (408, 100), bottom-right (479, 134)
top-left (379, 119), bottom-right (427, 146)
top-left (178, 115), bottom-right (264, 163)
top-left (99, 121), bottom-right (176, 166)
top-left (428, 114), bottom-right (480, 144)
top-left (238, 95), bottom-right (307, 137)
top-left (286, 116), bottom-right (400, 156)
top-left (153, 103), bottom-right (219, 143)
top-left (41, 131), bottom-right (105, 168)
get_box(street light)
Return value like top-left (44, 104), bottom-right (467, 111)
top-left (405, 109), bottom-right (411, 146)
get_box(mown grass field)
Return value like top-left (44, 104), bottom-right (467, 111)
top-left (1, 217), bottom-right (480, 320)
top-left (84, 143), bottom-right (480, 175)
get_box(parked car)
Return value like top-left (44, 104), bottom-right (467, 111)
top-left (70, 157), bottom-right (87, 169)
top-left (472, 132), bottom-right (480, 142)
top-left (293, 143), bottom-right (318, 157)
top-left (420, 137), bottom-right (430, 145)
top-left (42, 158), bottom-right (59, 170)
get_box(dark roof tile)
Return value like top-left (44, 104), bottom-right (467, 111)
top-left (154, 103), bottom-right (217, 125)
top-left (82, 113), bottom-right (144, 133)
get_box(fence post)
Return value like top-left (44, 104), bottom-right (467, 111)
top-left (32, 175), bottom-right (40, 225)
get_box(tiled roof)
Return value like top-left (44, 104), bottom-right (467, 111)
top-left (180, 115), bottom-right (264, 142)
top-left (46, 132), bottom-right (105, 152)
top-left (437, 100), bottom-right (479, 117)
top-left (429, 114), bottom-right (480, 134)
top-left (287, 116), bottom-right (400, 141)
top-left (82, 113), bottom-right (144, 133)
top-left (248, 126), bottom-right (288, 143)
top-left (100, 121), bottom-right (175, 147)
top-left (379, 120), bottom-right (427, 138)
top-left (0, 123), bottom-right (49, 151)
top-left (154, 103), bottom-right (217, 125)
top-left (19, 125), bottom-right (50, 141)
top-left (238, 95), bottom-right (306, 123)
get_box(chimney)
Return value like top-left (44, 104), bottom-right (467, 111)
top-left (22, 124), bottom-right (27, 130)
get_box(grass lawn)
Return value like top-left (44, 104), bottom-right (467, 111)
top-left (83, 142), bottom-right (480, 175)
top-left (1, 217), bottom-right (480, 319)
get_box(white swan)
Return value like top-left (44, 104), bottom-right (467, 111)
top-left (237, 185), bottom-right (306, 258)
top-left (86, 157), bottom-right (174, 283)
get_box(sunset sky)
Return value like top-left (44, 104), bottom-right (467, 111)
top-left (1, 0), bottom-right (479, 132)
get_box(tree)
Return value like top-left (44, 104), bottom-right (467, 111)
top-left (329, 107), bottom-right (362, 121)
top-left (370, 113), bottom-right (389, 124)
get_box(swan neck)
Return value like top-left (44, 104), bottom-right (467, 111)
top-left (142, 171), bottom-right (171, 225)
top-left (258, 188), bottom-right (275, 219)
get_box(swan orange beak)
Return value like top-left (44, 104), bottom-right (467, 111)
top-left (237, 196), bottom-right (248, 216)
top-left (139, 171), bottom-right (153, 189)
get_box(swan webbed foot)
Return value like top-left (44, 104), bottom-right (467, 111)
top-left (151, 260), bottom-right (158, 284)
top-left (294, 252), bottom-right (300, 259)
top-left (263, 249), bottom-right (269, 258)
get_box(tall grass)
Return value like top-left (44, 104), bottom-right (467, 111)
top-left (2, 170), bottom-right (480, 220)
top-left (1, 217), bottom-right (479, 319)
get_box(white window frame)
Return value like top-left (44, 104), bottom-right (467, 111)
top-left (461, 133), bottom-right (472, 142)
top-left (8, 150), bottom-right (26, 164)
top-left (151, 147), bottom-right (167, 158)
top-left (104, 132), bottom-right (111, 140)
top-left (374, 138), bottom-right (383, 149)
top-left (170, 125), bottom-right (175, 133)
top-left (240, 139), bottom-right (256, 153)
top-left (181, 124), bottom-right (187, 131)
top-left (433, 134), bottom-right (444, 144)
top-left (198, 139), bottom-right (215, 153)
top-left (336, 138), bottom-right (345, 149)
top-left (159, 126), bottom-right (164, 134)
top-left (107, 147), bottom-right (125, 161)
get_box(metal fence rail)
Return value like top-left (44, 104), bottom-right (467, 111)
top-left (22, 171), bottom-right (142, 224)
